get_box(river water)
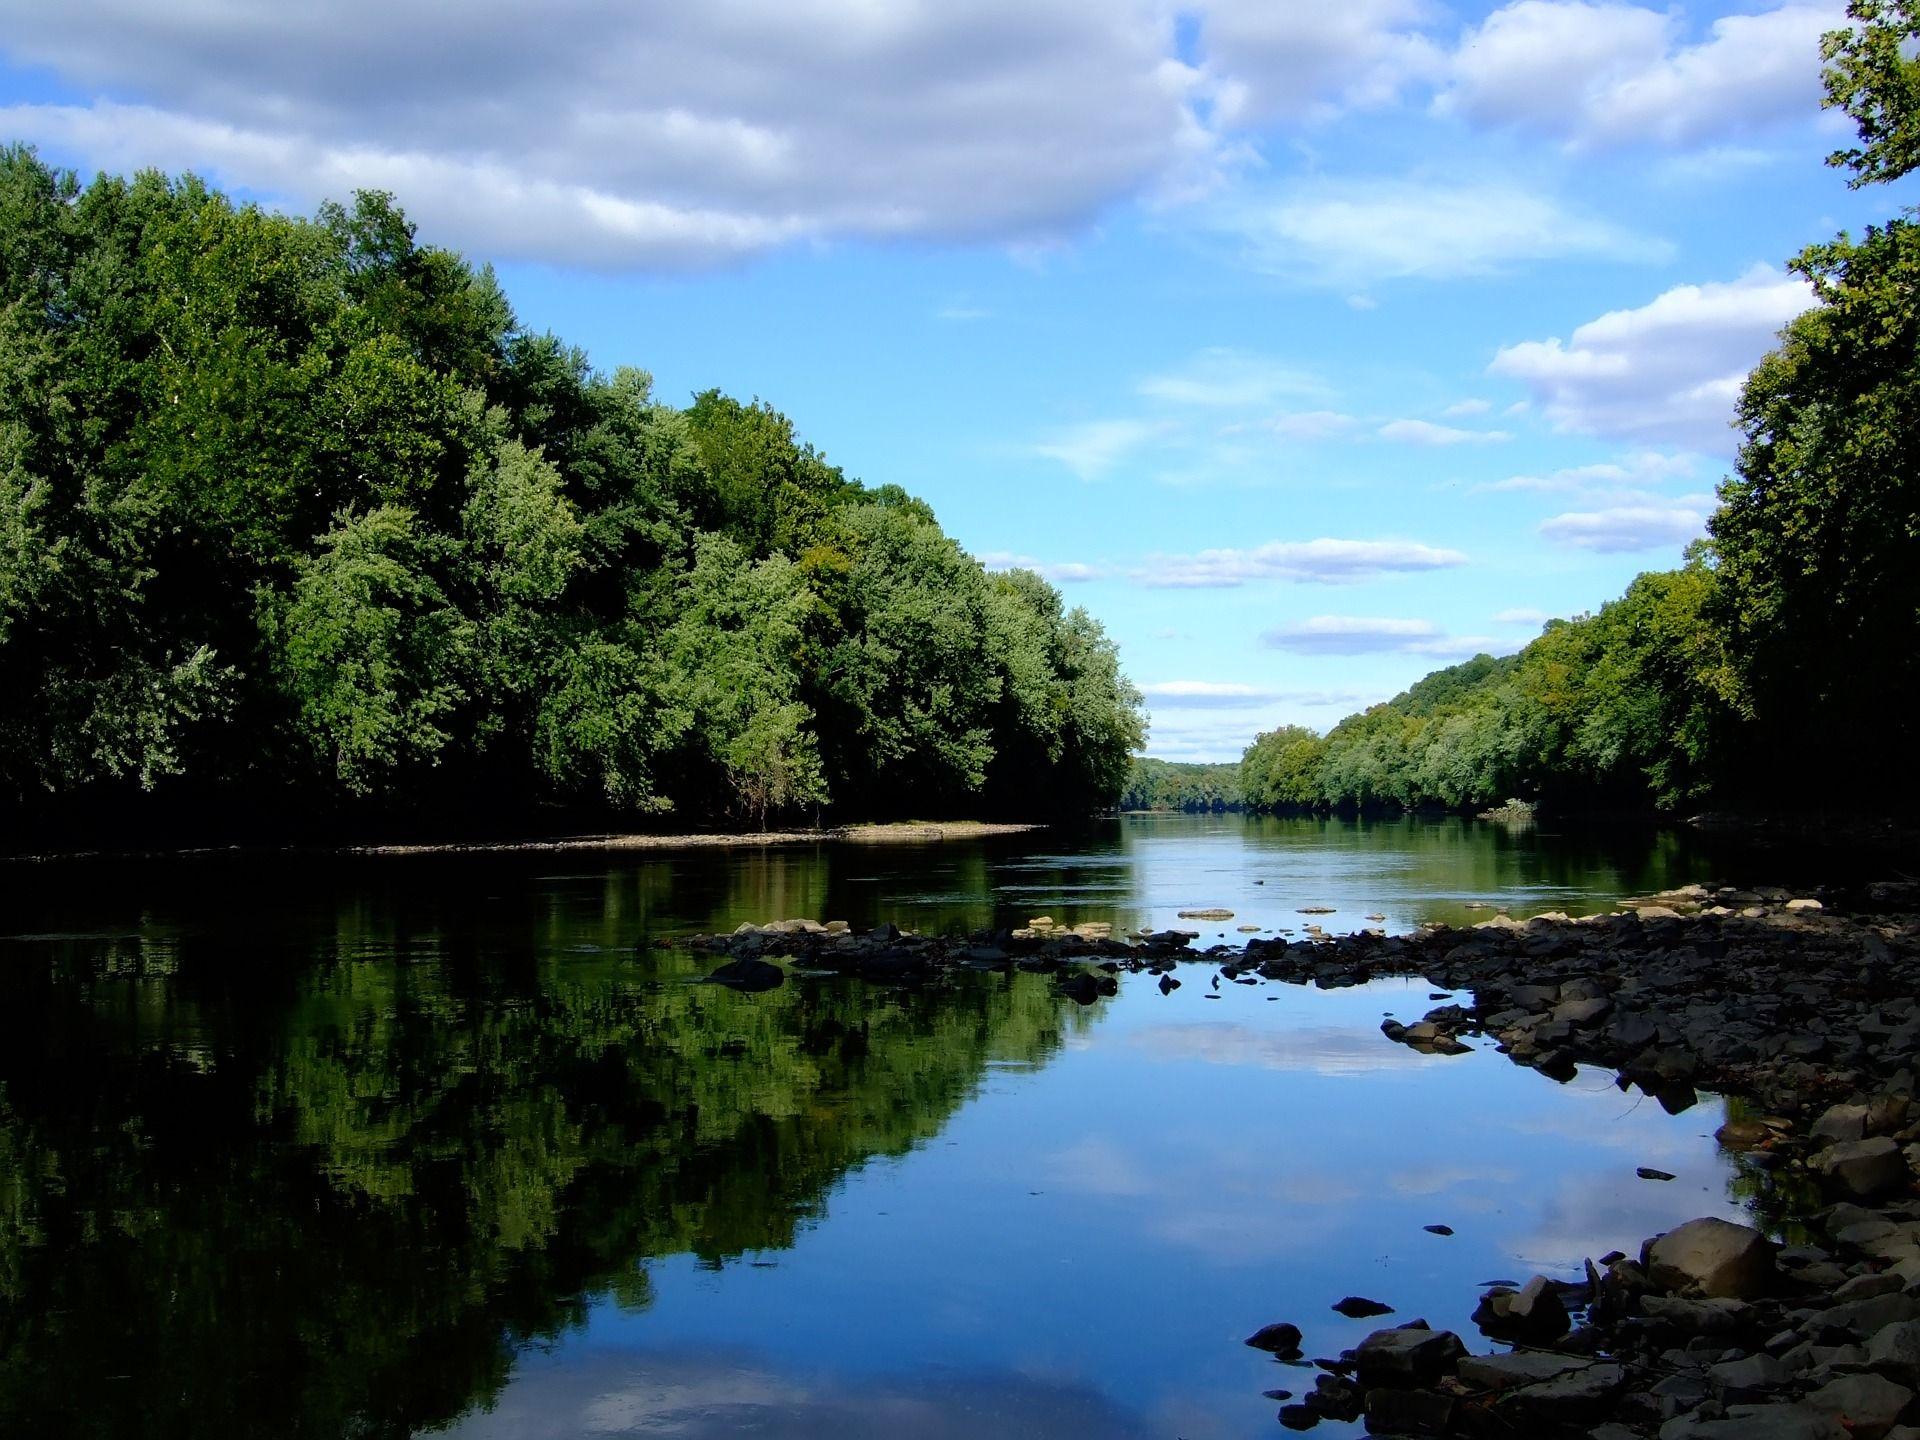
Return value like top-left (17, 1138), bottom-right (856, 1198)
top-left (0, 815), bottom-right (1781, 1438)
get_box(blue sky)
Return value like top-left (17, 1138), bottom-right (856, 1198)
top-left (0, 1), bottom-right (1890, 759)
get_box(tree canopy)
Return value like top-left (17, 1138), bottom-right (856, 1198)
top-left (0, 150), bottom-right (1144, 839)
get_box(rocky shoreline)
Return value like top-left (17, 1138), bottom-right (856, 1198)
top-left (687, 882), bottom-right (1920, 1436)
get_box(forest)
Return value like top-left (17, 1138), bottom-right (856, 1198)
top-left (0, 149), bottom-right (1144, 840)
top-left (1242, 5), bottom-right (1920, 820)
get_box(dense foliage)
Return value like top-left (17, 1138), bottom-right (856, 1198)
top-left (1119, 756), bottom-right (1243, 811)
top-left (0, 151), bottom-right (1142, 835)
top-left (1242, 2), bottom-right (1920, 819)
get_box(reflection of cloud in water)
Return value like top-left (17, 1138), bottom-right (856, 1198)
top-left (1125, 1022), bottom-right (1429, 1077)
top-left (1507, 1165), bottom-right (1749, 1280)
top-left (1044, 1137), bottom-right (1154, 1197)
top-left (1389, 1162), bottom-right (1517, 1197)
top-left (445, 1349), bottom-right (1157, 1439)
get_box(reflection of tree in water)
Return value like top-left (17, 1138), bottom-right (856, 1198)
top-left (0, 939), bottom-right (1089, 1439)
top-left (1718, 1097), bottom-right (1822, 1245)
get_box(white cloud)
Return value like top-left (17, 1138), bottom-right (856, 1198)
top-left (1490, 264), bottom-right (1814, 451)
top-left (1137, 349), bottom-right (1327, 408)
top-left (1269, 410), bottom-right (1361, 440)
top-left (1197, 0), bottom-right (1446, 126)
top-left (1475, 449), bottom-right (1697, 494)
top-left (0, 1), bottom-right (1222, 269)
top-left (1218, 175), bottom-right (1671, 287)
top-left (1442, 398), bottom-right (1493, 417)
top-left (1538, 499), bottom-right (1712, 552)
top-left (1034, 418), bottom-right (1169, 479)
top-left (1262, 615), bottom-right (1495, 656)
top-left (1141, 538), bottom-right (1468, 587)
top-left (1138, 680), bottom-right (1282, 708)
top-left (1378, 418), bottom-right (1512, 446)
top-left (1440, 1), bottom-right (1844, 150)
top-left (1493, 606), bottom-right (1551, 625)
top-left (974, 551), bottom-right (1107, 582)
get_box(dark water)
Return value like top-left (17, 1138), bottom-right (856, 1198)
top-left (0, 816), bottom-right (1776, 1438)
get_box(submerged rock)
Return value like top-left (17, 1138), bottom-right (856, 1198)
top-left (702, 957), bottom-right (786, 991)
top-left (1332, 1295), bottom-right (1396, 1319)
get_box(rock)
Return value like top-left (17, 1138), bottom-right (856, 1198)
top-left (1871, 1320), bottom-right (1920, 1386)
top-left (1363, 1386), bottom-right (1454, 1434)
top-left (1814, 1104), bottom-right (1871, 1145)
top-left (1804, 1372), bottom-right (1915, 1439)
top-left (1157, 973), bottom-right (1180, 994)
top-left (1659, 1404), bottom-right (1848, 1439)
top-left (1647, 1217), bottom-right (1777, 1299)
top-left (1506, 1361), bottom-right (1626, 1422)
top-left (1640, 1166), bottom-right (1678, 1181)
top-left (1246, 1321), bottom-right (1304, 1354)
top-left (1455, 1351), bottom-right (1590, 1391)
top-left (1176, 908), bottom-right (1234, 920)
top-left (1709, 1351), bottom-right (1791, 1402)
top-left (702, 957), bottom-right (786, 991)
top-left (1423, 1224), bottom-right (1454, 1236)
top-left (1472, 1275), bottom-right (1571, 1342)
top-left (1334, 1296), bottom-right (1396, 1318)
top-left (1813, 1137), bottom-right (1909, 1199)
top-left (1351, 1324), bottom-right (1467, 1387)
top-left (1787, 898), bottom-right (1825, 911)
top-left (1277, 1403), bottom-right (1318, 1430)
top-left (1298, 906), bottom-right (1337, 914)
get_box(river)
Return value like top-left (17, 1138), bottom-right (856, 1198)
top-left (0, 815), bottom-right (1786, 1438)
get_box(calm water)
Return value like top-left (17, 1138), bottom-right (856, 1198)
top-left (0, 816), bottom-right (1778, 1438)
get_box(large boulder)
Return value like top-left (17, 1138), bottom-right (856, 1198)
top-left (1351, 1324), bottom-right (1467, 1387)
top-left (1813, 1137), bottom-right (1910, 1200)
top-left (1804, 1373), bottom-right (1915, 1440)
top-left (1646, 1217), bottom-right (1776, 1299)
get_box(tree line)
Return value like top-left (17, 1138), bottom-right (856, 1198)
top-left (1244, 1), bottom-right (1920, 819)
top-left (0, 150), bottom-right (1144, 839)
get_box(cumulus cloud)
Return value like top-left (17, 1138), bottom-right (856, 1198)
top-left (1198, 0), bottom-right (1446, 126)
top-left (0, 0), bottom-right (1221, 269)
top-left (1442, 398), bottom-right (1493, 417)
top-left (1217, 175), bottom-right (1671, 286)
top-left (1034, 418), bottom-right (1170, 479)
top-left (1538, 498), bottom-right (1712, 552)
top-left (1489, 265), bottom-right (1815, 451)
top-left (1493, 606), bottom-right (1552, 625)
top-left (1378, 418), bottom-right (1512, 446)
top-left (1262, 616), bottom-right (1495, 656)
top-left (1440, 1), bottom-right (1844, 150)
top-left (1140, 538), bottom-right (1468, 587)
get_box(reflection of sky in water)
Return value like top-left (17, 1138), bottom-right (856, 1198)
top-left (452, 973), bottom-right (1746, 1440)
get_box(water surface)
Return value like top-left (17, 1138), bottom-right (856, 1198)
top-left (0, 816), bottom-right (1772, 1438)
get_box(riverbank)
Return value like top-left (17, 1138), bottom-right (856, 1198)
top-left (690, 886), bottom-right (1920, 1436)
top-left (0, 819), bottom-right (1045, 866)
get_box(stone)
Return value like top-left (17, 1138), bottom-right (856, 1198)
top-left (1363, 1386), bottom-right (1454, 1434)
top-left (1455, 1351), bottom-right (1590, 1391)
top-left (1814, 1104), bottom-right (1872, 1145)
top-left (1506, 1362), bottom-right (1626, 1422)
top-left (1804, 1372), bottom-right (1915, 1439)
top-left (1648, 1217), bottom-right (1777, 1299)
top-left (1334, 1296), bottom-right (1396, 1318)
top-left (1813, 1137), bottom-right (1909, 1200)
top-left (1659, 1404), bottom-right (1847, 1439)
top-left (1246, 1322), bottom-right (1304, 1354)
top-left (1351, 1325), bottom-right (1467, 1387)
top-left (1472, 1274), bottom-right (1571, 1342)
top-left (1709, 1351), bottom-right (1791, 1402)
top-left (1872, 1320), bottom-right (1920, 1386)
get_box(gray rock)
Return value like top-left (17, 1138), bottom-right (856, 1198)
top-left (1872, 1320), bottom-right (1920, 1386)
top-left (1352, 1324), bottom-right (1467, 1387)
top-left (1659, 1403), bottom-right (1847, 1438)
top-left (1245, 1321), bottom-right (1303, 1353)
top-left (1506, 1362), bottom-right (1626, 1421)
top-left (1815, 1293), bottom-right (1920, 1340)
top-left (1455, 1351), bottom-right (1590, 1391)
top-left (1648, 1218), bottom-right (1778, 1299)
top-left (1710, 1351), bottom-right (1790, 1402)
top-left (1814, 1137), bottom-right (1910, 1200)
top-left (1804, 1372), bottom-right (1915, 1439)
top-left (1362, 1386), bottom-right (1454, 1434)
top-left (1814, 1104), bottom-right (1871, 1145)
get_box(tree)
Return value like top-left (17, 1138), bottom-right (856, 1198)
top-left (1823, 0), bottom-right (1920, 185)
